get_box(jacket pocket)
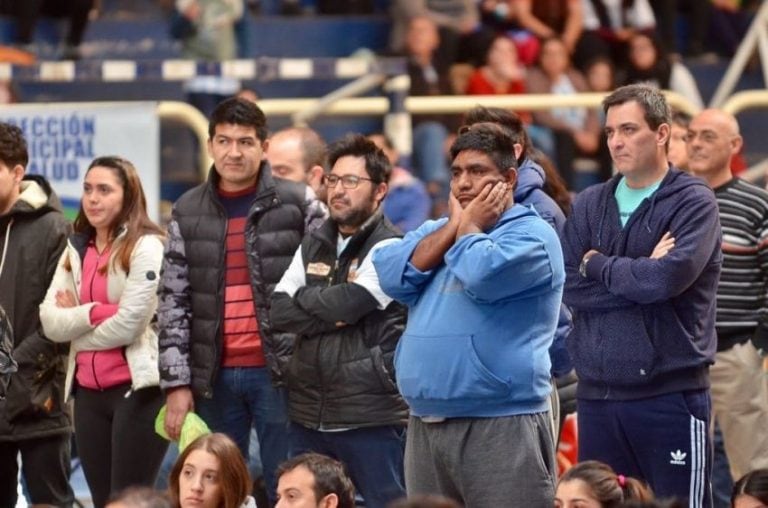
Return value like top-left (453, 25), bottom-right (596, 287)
top-left (5, 335), bottom-right (67, 421)
top-left (394, 332), bottom-right (510, 401)
top-left (600, 307), bottom-right (657, 385)
top-left (569, 307), bottom-right (657, 386)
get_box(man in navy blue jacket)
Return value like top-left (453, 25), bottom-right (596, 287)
top-left (562, 84), bottom-right (721, 508)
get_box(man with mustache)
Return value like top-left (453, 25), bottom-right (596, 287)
top-left (373, 122), bottom-right (564, 507)
top-left (271, 134), bottom-right (408, 508)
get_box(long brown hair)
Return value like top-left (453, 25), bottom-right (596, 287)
top-left (169, 433), bottom-right (251, 508)
top-left (558, 461), bottom-right (654, 507)
top-left (72, 156), bottom-right (164, 273)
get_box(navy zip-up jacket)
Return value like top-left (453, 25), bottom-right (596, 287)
top-left (562, 167), bottom-right (721, 400)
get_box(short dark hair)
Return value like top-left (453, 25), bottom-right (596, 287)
top-left (107, 486), bottom-right (171, 508)
top-left (277, 453), bottom-right (355, 508)
top-left (450, 122), bottom-right (519, 174)
top-left (603, 84), bottom-right (671, 131)
top-left (0, 122), bottom-right (28, 169)
top-left (732, 468), bottom-right (768, 506)
top-left (208, 97), bottom-right (268, 141)
top-left (327, 133), bottom-right (391, 184)
top-left (462, 106), bottom-right (530, 165)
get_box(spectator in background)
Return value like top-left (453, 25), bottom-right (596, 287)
top-left (709, 0), bottom-right (758, 58)
top-left (479, 0), bottom-right (584, 62)
top-left (0, 122), bottom-right (73, 508)
top-left (623, 32), bottom-right (704, 110)
top-left (667, 109), bottom-right (691, 171)
top-left (584, 55), bottom-right (616, 95)
top-left (574, 0), bottom-right (656, 71)
top-left (648, 0), bottom-right (712, 59)
top-left (176, 0), bottom-right (243, 61)
top-left (267, 127), bottom-right (328, 201)
top-left (1, 0), bottom-right (94, 59)
top-left (465, 34), bottom-right (556, 162)
top-left (176, 0), bottom-right (245, 116)
top-left (389, 0), bottom-right (481, 65)
top-left (527, 37), bottom-right (601, 189)
top-left (368, 133), bottom-right (430, 233)
top-left (515, 0), bottom-right (584, 55)
top-left (39, 156), bottom-right (169, 508)
top-left (687, 109), bottom-right (768, 484)
top-left (400, 15), bottom-right (458, 215)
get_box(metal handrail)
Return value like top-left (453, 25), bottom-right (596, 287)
top-left (157, 101), bottom-right (212, 181)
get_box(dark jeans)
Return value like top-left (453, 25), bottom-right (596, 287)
top-left (195, 366), bottom-right (290, 507)
top-left (74, 383), bottom-right (167, 508)
top-left (0, 433), bottom-right (74, 507)
top-left (290, 422), bottom-right (406, 508)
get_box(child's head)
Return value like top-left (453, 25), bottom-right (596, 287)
top-left (556, 461), bottom-right (654, 508)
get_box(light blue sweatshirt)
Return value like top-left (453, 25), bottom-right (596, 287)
top-left (373, 204), bottom-right (565, 418)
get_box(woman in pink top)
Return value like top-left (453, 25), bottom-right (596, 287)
top-left (40, 156), bottom-right (167, 508)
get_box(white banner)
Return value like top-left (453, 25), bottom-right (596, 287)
top-left (0, 102), bottom-right (160, 221)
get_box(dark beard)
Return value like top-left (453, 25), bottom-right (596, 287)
top-left (331, 203), bottom-right (375, 232)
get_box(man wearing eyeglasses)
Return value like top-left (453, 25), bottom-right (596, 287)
top-left (373, 123), bottom-right (564, 507)
top-left (270, 134), bottom-right (408, 508)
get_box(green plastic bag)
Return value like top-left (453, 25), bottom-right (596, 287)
top-left (155, 405), bottom-right (211, 452)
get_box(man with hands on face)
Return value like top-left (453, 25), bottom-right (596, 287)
top-left (373, 122), bottom-right (565, 508)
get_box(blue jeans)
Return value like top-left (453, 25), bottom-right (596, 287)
top-left (290, 422), bottom-right (406, 508)
top-left (412, 121), bottom-right (450, 189)
top-left (196, 367), bottom-right (290, 506)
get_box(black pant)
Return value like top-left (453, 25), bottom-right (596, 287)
top-left (0, 433), bottom-right (74, 507)
top-left (2, 0), bottom-right (94, 46)
top-left (74, 383), bottom-right (168, 508)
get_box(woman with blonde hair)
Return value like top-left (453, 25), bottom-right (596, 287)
top-left (169, 433), bottom-right (254, 508)
top-left (40, 155), bottom-right (168, 507)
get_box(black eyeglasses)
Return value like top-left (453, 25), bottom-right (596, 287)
top-left (323, 174), bottom-right (376, 189)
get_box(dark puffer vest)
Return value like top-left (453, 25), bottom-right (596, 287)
top-left (160, 164), bottom-right (312, 397)
top-left (272, 213), bottom-right (409, 429)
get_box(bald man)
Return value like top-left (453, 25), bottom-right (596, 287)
top-left (688, 108), bottom-right (768, 481)
top-left (267, 127), bottom-right (328, 201)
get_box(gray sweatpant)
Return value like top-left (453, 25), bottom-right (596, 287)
top-left (405, 413), bottom-right (556, 508)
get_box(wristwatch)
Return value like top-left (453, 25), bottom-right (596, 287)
top-left (579, 254), bottom-right (592, 278)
